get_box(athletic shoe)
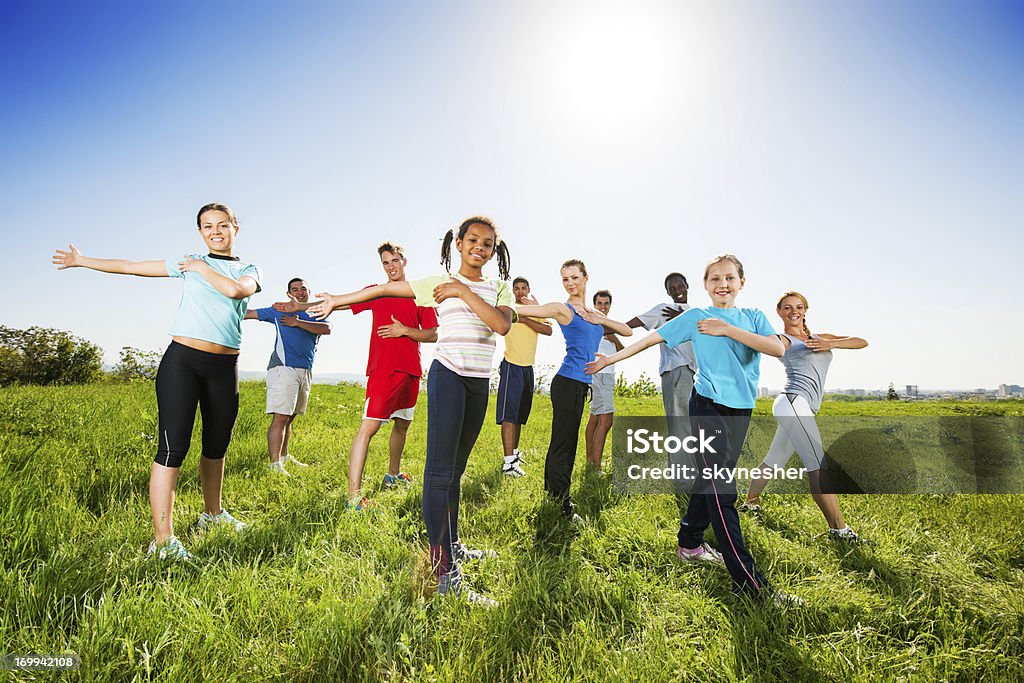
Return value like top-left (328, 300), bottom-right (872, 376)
top-left (382, 472), bottom-right (414, 489)
top-left (503, 460), bottom-right (526, 478)
top-left (437, 568), bottom-right (498, 608)
top-left (738, 502), bottom-right (761, 514)
top-left (197, 508), bottom-right (246, 532)
top-left (147, 536), bottom-right (194, 561)
top-left (676, 542), bottom-right (725, 565)
top-left (452, 540), bottom-right (497, 563)
top-left (268, 460), bottom-right (290, 476)
top-left (346, 496), bottom-right (371, 512)
top-left (828, 526), bottom-right (866, 543)
top-left (511, 448), bottom-right (525, 465)
top-left (283, 454), bottom-right (309, 468)
top-left (769, 589), bottom-right (807, 609)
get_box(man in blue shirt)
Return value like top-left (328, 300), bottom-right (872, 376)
top-left (245, 278), bottom-right (332, 475)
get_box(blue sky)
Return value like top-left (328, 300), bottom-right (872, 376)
top-left (6, 0), bottom-right (1022, 390)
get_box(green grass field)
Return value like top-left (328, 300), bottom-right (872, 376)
top-left (1, 383), bottom-right (1022, 682)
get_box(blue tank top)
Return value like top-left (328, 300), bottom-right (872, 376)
top-left (556, 304), bottom-right (604, 384)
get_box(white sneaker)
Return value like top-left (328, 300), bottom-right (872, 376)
top-left (512, 448), bottom-right (525, 465)
top-left (676, 542), bottom-right (725, 565)
top-left (283, 454), bottom-right (308, 468)
top-left (268, 460), bottom-right (290, 476)
top-left (197, 508), bottom-right (246, 532)
top-left (437, 568), bottom-right (497, 608)
top-left (770, 589), bottom-right (807, 608)
top-left (452, 540), bottom-right (497, 563)
top-left (503, 459), bottom-right (526, 478)
top-left (828, 526), bottom-right (866, 543)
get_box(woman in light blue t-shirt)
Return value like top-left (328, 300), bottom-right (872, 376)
top-left (587, 254), bottom-right (804, 608)
top-left (53, 203), bottom-right (262, 563)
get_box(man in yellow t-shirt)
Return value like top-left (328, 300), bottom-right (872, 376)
top-left (498, 277), bottom-right (552, 477)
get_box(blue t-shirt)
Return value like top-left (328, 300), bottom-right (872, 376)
top-left (164, 254), bottom-right (262, 350)
top-left (556, 305), bottom-right (605, 385)
top-left (254, 308), bottom-right (321, 370)
top-left (657, 306), bottom-right (777, 409)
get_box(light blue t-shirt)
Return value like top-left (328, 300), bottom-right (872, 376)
top-left (657, 306), bottom-right (777, 409)
top-left (254, 308), bottom-right (321, 370)
top-left (164, 254), bottom-right (262, 349)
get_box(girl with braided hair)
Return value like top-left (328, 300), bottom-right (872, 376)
top-left (740, 291), bottom-right (869, 541)
top-left (300, 217), bottom-right (513, 606)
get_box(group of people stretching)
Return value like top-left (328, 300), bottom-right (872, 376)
top-left (52, 204), bottom-right (867, 608)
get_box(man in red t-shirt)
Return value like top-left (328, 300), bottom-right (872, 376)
top-left (345, 242), bottom-right (438, 508)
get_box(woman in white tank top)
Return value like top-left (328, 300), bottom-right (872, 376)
top-left (740, 292), bottom-right (869, 541)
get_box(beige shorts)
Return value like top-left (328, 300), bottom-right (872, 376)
top-left (266, 366), bottom-right (313, 415)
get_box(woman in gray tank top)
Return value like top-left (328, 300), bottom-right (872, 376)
top-left (740, 292), bottom-right (869, 541)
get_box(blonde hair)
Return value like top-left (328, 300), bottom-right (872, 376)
top-left (561, 259), bottom-right (588, 277)
top-left (777, 290), bottom-right (811, 337)
top-left (702, 254), bottom-right (744, 282)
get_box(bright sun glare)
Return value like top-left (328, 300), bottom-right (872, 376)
top-left (542, 3), bottom-right (697, 134)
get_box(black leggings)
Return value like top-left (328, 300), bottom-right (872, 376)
top-left (544, 374), bottom-right (590, 514)
top-left (154, 341), bottom-right (239, 468)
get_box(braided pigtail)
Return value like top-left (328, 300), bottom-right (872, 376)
top-left (803, 318), bottom-right (812, 338)
top-left (495, 241), bottom-right (511, 280)
top-left (440, 229), bottom-right (455, 274)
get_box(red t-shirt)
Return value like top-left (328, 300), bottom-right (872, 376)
top-left (350, 285), bottom-right (438, 377)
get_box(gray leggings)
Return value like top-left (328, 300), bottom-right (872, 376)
top-left (763, 393), bottom-right (826, 472)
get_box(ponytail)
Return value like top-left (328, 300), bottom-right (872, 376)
top-left (495, 241), bottom-right (511, 280)
top-left (440, 229), bottom-right (456, 274)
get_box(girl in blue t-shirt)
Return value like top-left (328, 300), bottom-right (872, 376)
top-left (516, 259), bottom-right (632, 520)
top-left (53, 203), bottom-right (262, 562)
top-left (586, 254), bottom-right (803, 606)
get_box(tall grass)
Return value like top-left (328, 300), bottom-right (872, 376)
top-left (0, 383), bottom-right (1021, 681)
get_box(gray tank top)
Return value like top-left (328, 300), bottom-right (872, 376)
top-left (780, 334), bottom-right (833, 413)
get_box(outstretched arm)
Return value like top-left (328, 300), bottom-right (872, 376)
top-left (377, 316), bottom-right (438, 343)
top-left (280, 315), bottom-right (332, 335)
top-left (302, 281), bottom-right (415, 319)
top-left (520, 317), bottom-right (553, 336)
top-left (807, 334), bottom-right (868, 352)
top-left (698, 319), bottom-right (785, 357)
top-left (578, 309), bottom-right (633, 337)
top-left (52, 245), bottom-right (168, 277)
top-left (584, 331), bottom-right (664, 374)
top-left (515, 302), bottom-right (573, 326)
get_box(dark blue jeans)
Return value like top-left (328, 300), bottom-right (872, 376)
top-left (678, 390), bottom-right (771, 594)
top-left (423, 360), bottom-right (489, 577)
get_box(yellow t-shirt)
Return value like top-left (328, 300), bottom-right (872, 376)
top-left (504, 319), bottom-right (541, 367)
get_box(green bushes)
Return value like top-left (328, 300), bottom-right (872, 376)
top-left (0, 326), bottom-right (103, 386)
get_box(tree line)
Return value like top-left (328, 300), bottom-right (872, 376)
top-left (0, 326), bottom-right (160, 386)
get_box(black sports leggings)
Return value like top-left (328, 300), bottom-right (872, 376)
top-left (544, 373), bottom-right (590, 514)
top-left (154, 341), bottom-right (239, 468)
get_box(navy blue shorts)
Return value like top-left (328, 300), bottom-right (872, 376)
top-left (495, 359), bottom-right (534, 425)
